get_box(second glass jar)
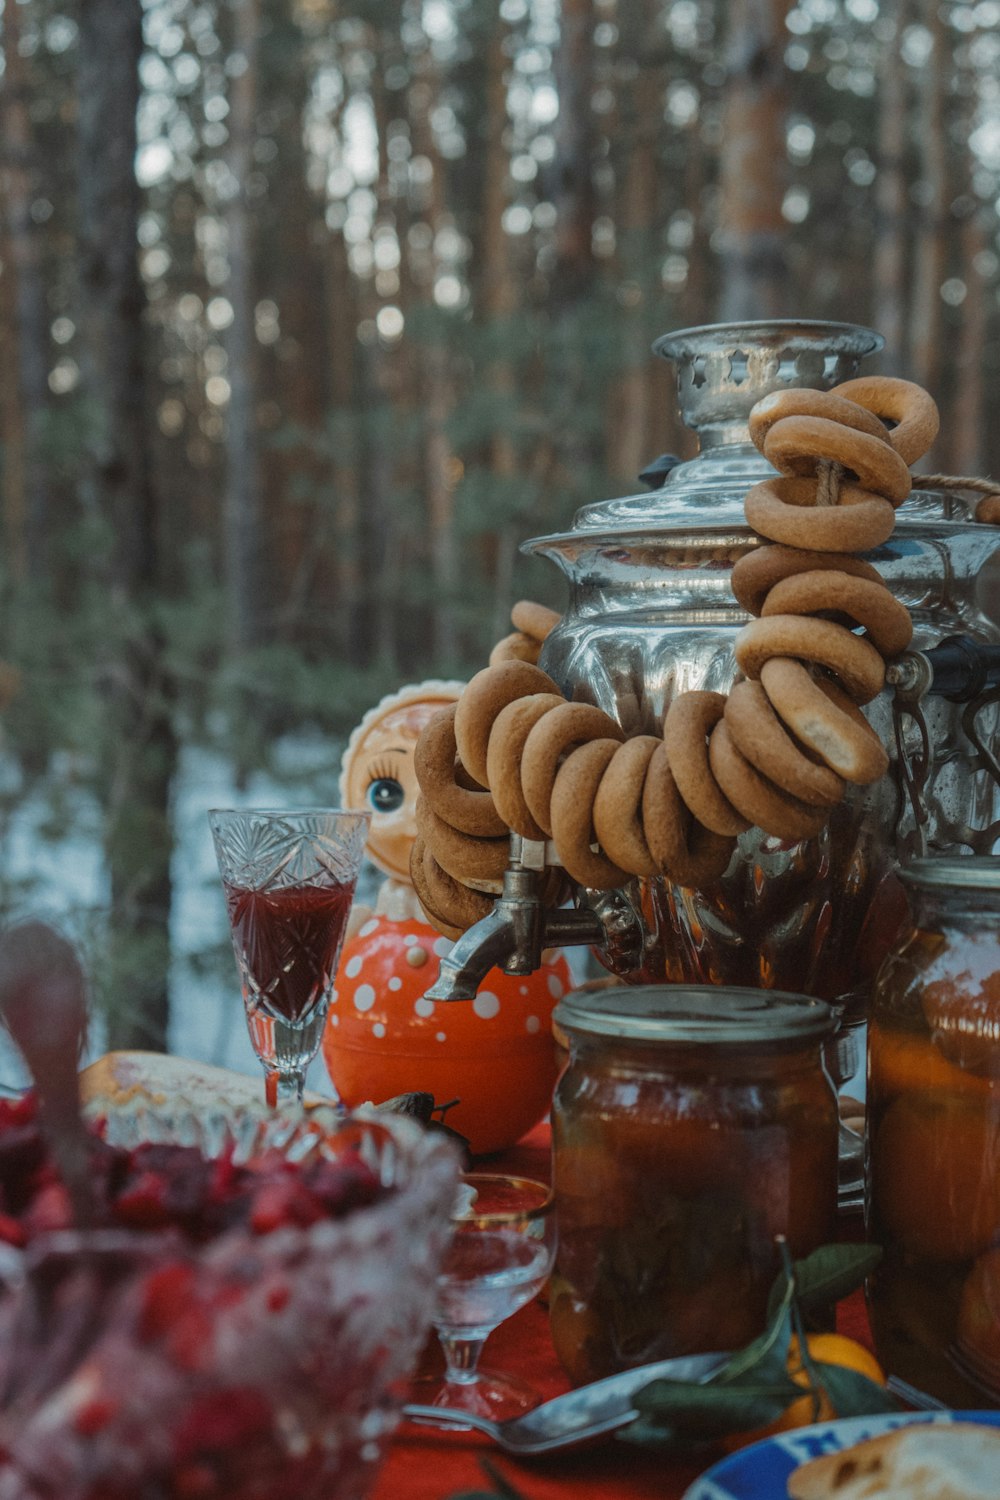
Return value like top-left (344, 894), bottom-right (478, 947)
top-left (549, 986), bottom-right (838, 1386)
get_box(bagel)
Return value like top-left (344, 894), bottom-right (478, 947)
top-left (735, 615), bottom-right (886, 704)
top-left (409, 836), bottom-right (465, 940)
top-left (708, 721), bottom-right (829, 842)
top-left (744, 477), bottom-right (897, 552)
top-left (486, 693), bottom-right (566, 842)
top-left (454, 661), bottom-right (561, 787)
top-left (759, 658), bottom-right (889, 783)
top-left (549, 739), bottom-right (632, 889)
top-left (419, 844), bottom-right (495, 930)
top-left (510, 599), bottom-right (561, 642)
top-left (723, 680), bottom-right (845, 807)
top-left (748, 387), bottom-right (891, 450)
top-left (641, 743), bottom-right (736, 888)
top-left (663, 690), bottom-right (752, 836)
top-left (591, 735), bottom-right (661, 878)
top-left (520, 701), bottom-right (625, 838)
top-left (762, 414), bottom-right (912, 504)
top-left (489, 630), bottom-right (541, 667)
top-left (761, 570), bottom-right (913, 657)
top-left (414, 795), bottom-right (510, 885)
top-left (831, 375), bottom-right (939, 465)
top-left (731, 545), bottom-right (883, 617)
top-left (413, 705), bottom-right (509, 837)
top-left (976, 494), bottom-right (1000, 525)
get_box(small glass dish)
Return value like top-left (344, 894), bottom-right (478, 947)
top-left (0, 1103), bottom-right (459, 1500)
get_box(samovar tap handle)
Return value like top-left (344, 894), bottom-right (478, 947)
top-left (888, 636), bottom-right (1000, 703)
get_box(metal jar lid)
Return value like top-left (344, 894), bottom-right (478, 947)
top-left (554, 985), bottom-right (835, 1045)
top-left (899, 855), bottom-right (1000, 892)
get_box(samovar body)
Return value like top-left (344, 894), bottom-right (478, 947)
top-left (523, 321), bottom-right (1000, 1006)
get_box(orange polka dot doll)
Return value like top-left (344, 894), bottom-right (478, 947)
top-left (325, 681), bottom-right (572, 1154)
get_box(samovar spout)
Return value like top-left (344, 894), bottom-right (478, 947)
top-left (423, 846), bottom-right (607, 1002)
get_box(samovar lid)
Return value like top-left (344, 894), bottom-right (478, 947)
top-left (900, 855), bottom-right (1000, 892)
top-left (554, 984), bottom-right (835, 1044)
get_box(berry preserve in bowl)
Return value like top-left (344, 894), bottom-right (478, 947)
top-left (0, 1094), bottom-right (459, 1500)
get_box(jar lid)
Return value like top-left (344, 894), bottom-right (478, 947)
top-left (554, 985), bottom-right (834, 1045)
top-left (899, 855), bottom-right (1000, 891)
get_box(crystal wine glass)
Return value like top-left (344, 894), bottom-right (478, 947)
top-left (209, 807), bottom-right (370, 1107)
top-left (412, 1173), bottom-right (556, 1422)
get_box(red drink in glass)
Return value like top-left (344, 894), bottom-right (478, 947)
top-left (223, 879), bottom-right (356, 1024)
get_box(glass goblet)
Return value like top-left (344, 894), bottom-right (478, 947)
top-left (414, 1173), bottom-right (556, 1422)
top-left (208, 807), bottom-right (370, 1108)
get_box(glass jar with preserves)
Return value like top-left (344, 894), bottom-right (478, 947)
top-left (867, 856), bottom-right (1000, 1407)
top-left (549, 986), bottom-right (838, 1386)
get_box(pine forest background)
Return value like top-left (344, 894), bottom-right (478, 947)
top-left (0, 0), bottom-right (998, 1055)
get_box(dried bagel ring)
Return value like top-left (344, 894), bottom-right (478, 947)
top-left (489, 631), bottom-right (540, 667)
top-left (511, 599), bottom-right (561, 642)
top-left (454, 661), bottom-right (561, 787)
top-left (415, 796), bottom-right (510, 885)
top-left (735, 615), bottom-right (886, 703)
top-left (409, 836), bottom-right (465, 940)
top-left (664, 690), bottom-right (753, 837)
top-left (724, 680), bottom-right (844, 808)
top-left (831, 375), bottom-right (940, 466)
top-left (759, 658), bottom-right (889, 783)
top-left (761, 570), bottom-right (913, 657)
top-left (732, 545), bottom-right (883, 617)
top-left (748, 388), bottom-right (891, 450)
top-left (420, 844), bottom-right (495, 930)
top-left (486, 693), bottom-right (566, 841)
top-left (550, 739), bottom-right (632, 890)
top-left (414, 705), bottom-right (509, 837)
top-left (641, 743), bottom-right (736, 888)
top-left (521, 701), bottom-right (625, 838)
top-left (591, 734), bottom-right (661, 878)
top-left (976, 495), bottom-right (1000, 525)
top-left (744, 477), bottom-right (896, 552)
top-left (762, 415), bottom-right (912, 505)
top-left (708, 722), bottom-right (829, 842)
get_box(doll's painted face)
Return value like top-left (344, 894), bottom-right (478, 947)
top-left (340, 687), bottom-right (461, 882)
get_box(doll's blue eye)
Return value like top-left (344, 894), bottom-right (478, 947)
top-left (368, 777), bottom-right (405, 814)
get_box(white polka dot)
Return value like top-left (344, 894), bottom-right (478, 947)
top-left (329, 988), bottom-right (338, 1004)
top-left (436, 1031), bottom-right (447, 1042)
top-left (433, 936), bottom-right (454, 958)
top-left (402, 933), bottom-right (420, 947)
top-left (547, 973), bottom-right (564, 999)
top-left (345, 956), bottom-right (363, 979)
top-left (358, 919), bottom-right (379, 938)
top-left (373, 1022), bottom-right (386, 1038)
top-left (473, 990), bottom-right (500, 1020)
top-left (353, 984), bottom-right (376, 1012)
top-left (414, 997), bottom-right (435, 1018)
top-left (388, 976), bottom-right (402, 992)
top-left (329, 1014), bottom-right (339, 1027)
top-left (519, 985), bottom-right (529, 996)
top-left (525, 1014), bottom-right (541, 1034)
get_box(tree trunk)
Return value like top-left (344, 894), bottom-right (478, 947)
top-left (716, 0), bottom-right (793, 321)
top-left (550, 0), bottom-right (597, 300)
top-left (948, 218), bottom-right (987, 477)
top-left (77, 0), bottom-right (176, 1050)
top-left (223, 0), bottom-right (264, 658)
top-left (908, 0), bottom-right (948, 411)
top-left (0, 3), bottom-right (52, 579)
top-left (873, 5), bottom-right (909, 372)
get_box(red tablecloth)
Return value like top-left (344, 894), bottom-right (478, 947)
top-left (372, 1125), bottom-right (872, 1500)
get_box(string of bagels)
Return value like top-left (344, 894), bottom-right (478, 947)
top-left (411, 375), bottom-right (1000, 941)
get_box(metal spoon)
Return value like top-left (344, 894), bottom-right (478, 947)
top-left (0, 921), bottom-right (95, 1227)
top-left (402, 1351), bottom-right (728, 1455)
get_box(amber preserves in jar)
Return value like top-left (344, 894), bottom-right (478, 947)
top-left (549, 986), bottom-right (838, 1386)
top-left (867, 856), bottom-right (1000, 1407)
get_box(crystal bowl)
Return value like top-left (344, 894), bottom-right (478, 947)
top-left (0, 1101), bottom-right (459, 1500)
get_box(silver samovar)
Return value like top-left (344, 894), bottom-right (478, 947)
top-left (427, 321), bottom-right (1000, 1029)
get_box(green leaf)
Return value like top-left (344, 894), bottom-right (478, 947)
top-left (630, 1377), bottom-right (802, 1437)
top-left (767, 1244), bottom-right (883, 1321)
top-left (811, 1361), bottom-right (902, 1419)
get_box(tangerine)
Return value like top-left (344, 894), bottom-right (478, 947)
top-left (723, 1333), bottom-right (885, 1450)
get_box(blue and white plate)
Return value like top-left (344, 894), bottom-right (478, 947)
top-left (682, 1409), bottom-right (1000, 1500)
